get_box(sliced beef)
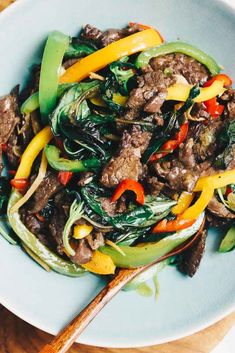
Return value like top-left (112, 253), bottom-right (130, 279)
top-left (190, 103), bottom-right (210, 121)
top-left (154, 160), bottom-right (200, 192)
top-left (149, 53), bottom-right (209, 85)
top-left (71, 238), bottom-right (93, 264)
top-left (220, 89), bottom-right (235, 120)
top-left (207, 196), bottom-right (235, 219)
top-left (192, 119), bottom-right (223, 162)
top-left (80, 24), bottom-right (102, 41)
top-left (81, 24), bottom-right (141, 48)
top-left (99, 29), bottom-right (125, 47)
top-left (126, 70), bottom-right (175, 114)
top-left (179, 229), bottom-right (207, 277)
top-left (29, 171), bottom-right (63, 213)
top-left (0, 89), bottom-right (20, 145)
top-left (86, 232), bottom-right (105, 250)
top-left (206, 213), bottom-right (234, 227)
top-left (100, 126), bottom-right (151, 188)
top-left (100, 196), bottom-right (126, 216)
top-left (178, 138), bottom-right (196, 168)
top-left (20, 207), bottom-right (50, 247)
top-left (146, 176), bottom-right (164, 196)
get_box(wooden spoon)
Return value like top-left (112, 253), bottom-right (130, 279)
top-left (39, 219), bottom-right (205, 353)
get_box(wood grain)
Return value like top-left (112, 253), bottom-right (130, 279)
top-left (0, 1), bottom-right (234, 352)
top-left (0, 305), bottom-right (235, 353)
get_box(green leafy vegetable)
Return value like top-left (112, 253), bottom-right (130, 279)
top-left (50, 80), bottom-right (100, 135)
top-left (63, 199), bottom-right (84, 256)
top-left (64, 38), bottom-right (97, 59)
top-left (81, 184), bottom-right (176, 230)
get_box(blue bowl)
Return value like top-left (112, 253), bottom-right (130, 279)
top-left (0, 0), bottom-right (235, 347)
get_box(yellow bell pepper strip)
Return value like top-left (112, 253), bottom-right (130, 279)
top-left (14, 126), bottom-right (53, 180)
top-left (10, 152), bottom-right (47, 214)
top-left (60, 29), bottom-right (163, 84)
top-left (82, 250), bottom-right (116, 275)
top-left (73, 224), bottom-right (93, 239)
top-left (39, 31), bottom-right (70, 121)
top-left (182, 186), bottom-right (214, 220)
top-left (194, 169), bottom-right (235, 192)
top-left (172, 192), bottom-right (194, 215)
top-left (166, 80), bottom-right (225, 103)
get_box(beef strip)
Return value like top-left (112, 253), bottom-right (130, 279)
top-left (20, 207), bottom-right (50, 247)
top-left (48, 191), bottom-right (72, 254)
top-left (220, 89), bottom-right (235, 120)
top-left (192, 119), bottom-right (223, 162)
top-left (126, 71), bottom-right (175, 114)
top-left (179, 229), bottom-right (207, 277)
top-left (154, 159), bottom-right (200, 192)
top-left (71, 238), bottom-right (93, 264)
top-left (81, 24), bottom-right (141, 48)
top-left (149, 53), bottom-right (210, 85)
top-left (0, 89), bottom-right (20, 145)
top-left (86, 232), bottom-right (105, 250)
top-left (207, 196), bottom-right (235, 219)
top-left (80, 24), bottom-right (102, 41)
top-left (29, 171), bottom-right (63, 213)
top-left (100, 196), bottom-right (126, 216)
top-left (100, 125), bottom-right (151, 188)
top-left (146, 176), bottom-right (164, 196)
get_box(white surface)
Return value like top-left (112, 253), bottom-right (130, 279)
top-left (212, 325), bottom-right (235, 353)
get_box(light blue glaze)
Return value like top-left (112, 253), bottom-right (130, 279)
top-left (0, 0), bottom-right (234, 348)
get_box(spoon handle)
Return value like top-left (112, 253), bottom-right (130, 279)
top-left (39, 267), bottom-right (143, 353)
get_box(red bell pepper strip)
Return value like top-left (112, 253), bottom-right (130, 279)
top-left (10, 178), bottom-right (29, 190)
top-left (58, 171), bottom-right (73, 186)
top-left (203, 74), bottom-right (232, 88)
top-left (1, 143), bottom-right (7, 152)
top-left (150, 122), bottom-right (189, 162)
top-left (111, 179), bottom-right (145, 205)
top-left (8, 170), bottom-right (16, 176)
top-left (152, 215), bottom-right (195, 233)
top-left (203, 74), bottom-right (232, 118)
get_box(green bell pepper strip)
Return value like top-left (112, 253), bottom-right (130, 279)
top-left (39, 31), bottom-right (70, 122)
top-left (136, 41), bottom-right (221, 75)
top-left (20, 92), bottom-right (39, 115)
top-left (100, 212), bottom-right (204, 268)
top-left (20, 83), bottom-right (77, 115)
top-left (219, 226), bottom-right (235, 252)
top-left (44, 144), bottom-right (101, 172)
top-left (7, 190), bottom-right (86, 277)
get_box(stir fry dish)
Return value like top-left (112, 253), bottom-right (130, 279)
top-left (1, 23), bottom-right (235, 285)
